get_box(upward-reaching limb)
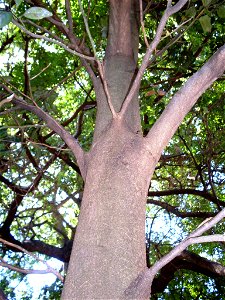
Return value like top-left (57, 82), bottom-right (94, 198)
top-left (145, 44), bottom-right (225, 157)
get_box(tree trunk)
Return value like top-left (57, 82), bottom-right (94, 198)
top-left (61, 2), bottom-right (154, 298)
top-left (61, 119), bottom-right (156, 299)
top-left (61, 0), bottom-right (225, 298)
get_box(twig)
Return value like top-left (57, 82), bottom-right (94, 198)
top-left (24, 37), bottom-right (35, 103)
top-left (0, 238), bottom-right (64, 282)
top-left (42, 67), bottom-right (81, 99)
top-left (30, 63), bottom-right (51, 80)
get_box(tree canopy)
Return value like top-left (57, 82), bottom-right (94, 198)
top-left (0, 0), bottom-right (225, 299)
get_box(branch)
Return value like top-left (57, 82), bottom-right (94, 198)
top-left (124, 208), bottom-right (225, 299)
top-left (12, 19), bottom-right (95, 62)
top-left (147, 199), bottom-right (217, 218)
top-left (145, 44), bottom-right (225, 157)
top-left (147, 188), bottom-right (224, 207)
top-left (0, 153), bottom-right (60, 231)
top-left (151, 249), bottom-right (225, 294)
top-left (24, 0), bottom-right (97, 83)
top-left (151, 208), bottom-right (225, 276)
top-left (65, 0), bottom-right (73, 34)
top-left (119, 0), bottom-right (189, 117)
top-left (0, 238), bottom-right (64, 282)
top-left (0, 258), bottom-right (54, 275)
top-left (0, 94), bottom-right (14, 108)
top-left (1, 87), bottom-right (86, 177)
top-left (78, 0), bottom-right (97, 58)
top-left (22, 239), bottom-right (72, 263)
top-left (139, 0), bottom-right (149, 47)
top-left (97, 61), bottom-right (118, 118)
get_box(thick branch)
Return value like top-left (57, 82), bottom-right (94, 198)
top-left (22, 240), bottom-right (72, 262)
top-left (146, 44), bottom-right (225, 156)
top-left (151, 249), bottom-right (225, 294)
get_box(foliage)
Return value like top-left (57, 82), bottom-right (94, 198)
top-left (0, 0), bottom-right (225, 299)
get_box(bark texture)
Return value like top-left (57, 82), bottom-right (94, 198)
top-left (62, 121), bottom-right (156, 299)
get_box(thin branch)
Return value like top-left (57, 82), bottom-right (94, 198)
top-left (0, 34), bottom-right (16, 53)
top-left (78, 0), bottom-right (97, 58)
top-left (30, 63), bottom-right (51, 80)
top-left (12, 19), bottom-right (96, 61)
top-left (139, 0), bottom-right (149, 47)
top-left (25, 19), bottom-right (68, 45)
top-left (0, 94), bottom-right (14, 108)
top-left (151, 249), bottom-right (225, 294)
top-left (97, 61), bottom-right (118, 118)
top-left (25, 0), bottom-right (97, 83)
top-left (0, 238), bottom-right (64, 281)
top-left (41, 67), bottom-right (81, 100)
top-left (0, 258), bottom-right (54, 275)
top-left (119, 0), bottom-right (189, 117)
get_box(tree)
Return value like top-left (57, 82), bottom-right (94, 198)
top-left (0, 0), bottom-right (225, 299)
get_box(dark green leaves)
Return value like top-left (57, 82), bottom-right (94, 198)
top-left (185, 6), bottom-right (197, 18)
top-left (202, 0), bottom-right (212, 6)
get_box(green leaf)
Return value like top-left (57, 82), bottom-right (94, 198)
top-left (202, 0), bottom-right (212, 6)
top-left (185, 6), bottom-right (197, 18)
top-left (23, 7), bottom-right (53, 20)
top-left (0, 11), bottom-right (13, 29)
top-left (199, 15), bottom-right (212, 32)
top-left (217, 5), bottom-right (225, 18)
top-left (15, 0), bottom-right (23, 7)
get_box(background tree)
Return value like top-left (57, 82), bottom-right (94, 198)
top-left (0, 0), bottom-right (225, 299)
